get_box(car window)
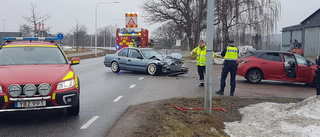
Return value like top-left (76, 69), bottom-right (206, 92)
top-left (0, 47), bottom-right (67, 65)
top-left (128, 49), bottom-right (142, 58)
top-left (283, 54), bottom-right (296, 63)
top-left (141, 49), bottom-right (162, 59)
top-left (294, 54), bottom-right (307, 65)
top-left (259, 53), bottom-right (281, 62)
top-left (118, 48), bottom-right (128, 57)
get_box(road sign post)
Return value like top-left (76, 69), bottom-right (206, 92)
top-left (205, 0), bottom-right (215, 114)
top-left (57, 33), bottom-right (64, 49)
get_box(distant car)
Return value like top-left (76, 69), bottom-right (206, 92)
top-left (0, 37), bottom-right (80, 116)
top-left (104, 47), bottom-right (188, 76)
top-left (237, 50), bottom-right (317, 84)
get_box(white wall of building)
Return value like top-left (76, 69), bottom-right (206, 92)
top-left (304, 27), bottom-right (320, 56)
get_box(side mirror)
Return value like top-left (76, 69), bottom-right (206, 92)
top-left (137, 56), bottom-right (143, 60)
top-left (70, 57), bottom-right (80, 65)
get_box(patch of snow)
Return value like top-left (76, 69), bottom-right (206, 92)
top-left (225, 96), bottom-right (320, 137)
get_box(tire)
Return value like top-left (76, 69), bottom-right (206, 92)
top-left (147, 64), bottom-right (159, 76)
top-left (111, 61), bottom-right (120, 73)
top-left (246, 69), bottom-right (262, 84)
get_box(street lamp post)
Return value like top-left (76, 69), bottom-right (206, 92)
top-left (95, 2), bottom-right (120, 56)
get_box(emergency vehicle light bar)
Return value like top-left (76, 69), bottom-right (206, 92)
top-left (118, 33), bottom-right (141, 36)
top-left (2, 37), bottom-right (59, 41)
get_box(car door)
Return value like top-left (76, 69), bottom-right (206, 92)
top-left (294, 54), bottom-right (312, 82)
top-left (258, 52), bottom-right (284, 79)
top-left (282, 54), bottom-right (297, 79)
top-left (126, 49), bottom-right (147, 72)
top-left (117, 48), bottom-right (128, 70)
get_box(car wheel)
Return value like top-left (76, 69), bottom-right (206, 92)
top-left (147, 64), bottom-right (159, 76)
top-left (111, 61), bottom-right (120, 73)
top-left (246, 69), bottom-right (262, 84)
top-left (67, 97), bottom-right (80, 116)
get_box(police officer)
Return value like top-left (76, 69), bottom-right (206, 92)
top-left (315, 55), bottom-right (320, 96)
top-left (191, 40), bottom-right (215, 87)
top-left (216, 40), bottom-right (238, 96)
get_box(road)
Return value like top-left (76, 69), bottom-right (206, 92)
top-left (0, 57), bottom-right (315, 137)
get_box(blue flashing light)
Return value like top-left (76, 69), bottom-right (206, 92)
top-left (45, 37), bottom-right (59, 40)
top-left (116, 45), bottom-right (120, 49)
top-left (2, 37), bottom-right (16, 40)
top-left (131, 32), bottom-right (135, 35)
top-left (23, 37), bottom-right (39, 40)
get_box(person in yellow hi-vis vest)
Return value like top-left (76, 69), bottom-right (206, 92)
top-left (216, 40), bottom-right (239, 96)
top-left (191, 40), bottom-right (215, 87)
top-left (128, 39), bottom-right (134, 47)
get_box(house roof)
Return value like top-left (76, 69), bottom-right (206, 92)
top-left (301, 8), bottom-right (320, 24)
top-left (282, 8), bottom-right (320, 32)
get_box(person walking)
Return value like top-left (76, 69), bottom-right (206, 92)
top-left (191, 40), bottom-right (215, 87)
top-left (315, 55), bottom-right (320, 96)
top-left (216, 40), bottom-right (238, 96)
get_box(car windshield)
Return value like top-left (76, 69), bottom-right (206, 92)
top-left (140, 49), bottom-right (162, 59)
top-left (0, 47), bottom-right (67, 65)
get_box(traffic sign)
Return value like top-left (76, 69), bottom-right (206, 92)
top-left (57, 33), bottom-right (64, 40)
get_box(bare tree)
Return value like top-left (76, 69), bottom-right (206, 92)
top-left (70, 21), bottom-right (88, 51)
top-left (142, 0), bottom-right (207, 50)
top-left (21, 2), bottom-right (50, 37)
top-left (142, 0), bottom-right (280, 50)
top-left (214, 0), bottom-right (280, 49)
top-left (152, 21), bottom-right (184, 49)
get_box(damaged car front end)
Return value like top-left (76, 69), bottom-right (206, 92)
top-left (151, 53), bottom-right (189, 76)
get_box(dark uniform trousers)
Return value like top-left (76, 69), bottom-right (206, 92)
top-left (316, 67), bottom-right (320, 95)
top-left (197, 66), bottom-right (206, 81)
top-left (220, 61), bottom-right (237, 93)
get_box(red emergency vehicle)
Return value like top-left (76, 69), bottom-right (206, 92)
top-left (116, 28), bottom-right (149, 50)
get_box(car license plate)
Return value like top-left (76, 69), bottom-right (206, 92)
top-left (15, 101), bottom-right (46, 108)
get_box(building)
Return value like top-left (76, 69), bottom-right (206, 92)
top-left (282, 8), bottom-right (320, 56)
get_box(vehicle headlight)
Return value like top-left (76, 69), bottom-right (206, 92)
top-left (8, 84), bottom-right (22, 97)
top-left (38, 83), bottom-right (52, 96)
top-left (57, 79), bottom-right (75, 90)
top-left (23, 84), bottom-right (37, 97)
top-left (0, 86), bottom-right (2, 93)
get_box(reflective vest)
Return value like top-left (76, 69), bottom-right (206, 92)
top-left (128, 42), bottom-right (134, 47)
top-left (191, 45), bottom-right (215, 66)
top-left (225, 46), bottom-right (238, 61)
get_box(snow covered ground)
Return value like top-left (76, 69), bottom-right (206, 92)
top-left (225, 96), bottom-right (320, 137)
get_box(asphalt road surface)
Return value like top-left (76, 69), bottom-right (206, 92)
top-left (0, 57), bottom-right (315, 137)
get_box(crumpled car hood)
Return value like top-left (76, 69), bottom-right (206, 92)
top-left (153, 53), bottom-right (183, 65)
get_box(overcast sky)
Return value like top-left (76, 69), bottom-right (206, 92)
top-left (0, 0), bottom-right (319, 36)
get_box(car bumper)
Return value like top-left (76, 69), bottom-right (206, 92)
top-left (104, 61), bottom-right (111, 67)
top-left (163, 66), bottom-right (189, 76)
top-left (0, 90), bottom-right (79, 112)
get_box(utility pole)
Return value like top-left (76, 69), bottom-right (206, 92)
top-left (204, 0), bottom-right (215, 114)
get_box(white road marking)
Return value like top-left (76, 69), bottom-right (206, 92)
top-left (139, 77), bottom-right (144, 80)
top-left (130, 84), bottom-right (136, 88)
top-left (113, 96), bottom-right (123, 102)
top-left (80, 116), bottom-right (100, 129)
